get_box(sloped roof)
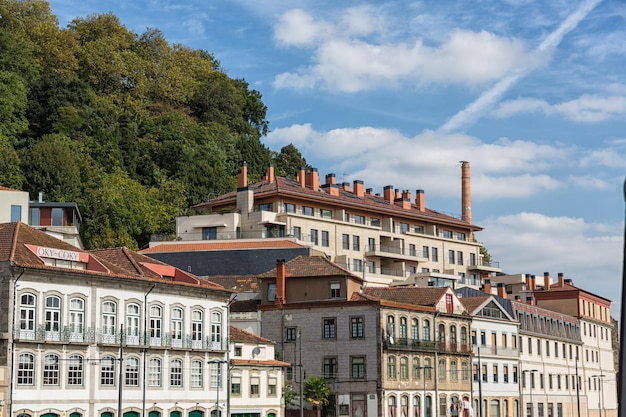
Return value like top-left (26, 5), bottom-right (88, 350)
top-left (256, 255), bottom-right (362, 281)
top-left (208, 275), bottom-right (260, 292)
top-left (193, 176), bottom-right (481, 230)
top-left (0, 222), bottom-right (229, 292)
top-left (356, 286), bottom-right (450, 308)
top-left (459, 295), bottom-right (491, 313)
top-left (230, 325), bottom-right (273, 344)
top-left (0, 186), bottom-right (23, 192)
top-left (142, 239), bottom-right (304, 254)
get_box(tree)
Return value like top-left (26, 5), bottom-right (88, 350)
top-left (0, 134), bottom-right (24, 188)
top-left (303, 376), bottom-right (330, 417)
top-left (282, 382), bottom-right (298, 408)
top-left (273, 143), bottom-right (310, 178)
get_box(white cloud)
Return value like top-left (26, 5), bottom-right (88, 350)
top-left (272, 6), bottom-right (535, 92)
top-left (479, 212), bottom-right (623, 318)
top-left (569, 175), bottom-right (611, 189)
top-left (266, 125), bottom-right (569, 199)
top-left (580, 148), bottom-right (626, 168)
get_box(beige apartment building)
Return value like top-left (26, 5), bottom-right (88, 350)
top-left (181, 162), bottom-right (500, 287)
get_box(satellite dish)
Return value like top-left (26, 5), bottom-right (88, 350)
top-left (252, 347), bottom-right (261, 357)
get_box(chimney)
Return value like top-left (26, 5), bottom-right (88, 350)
top-left (530, 275), bottom-right (536, 291)
top-left (497, 283), bottom-right (507, 299)
top-left (237, 162), bottom-right (248, 189)
top-left (297, 167), bottom-right (306, 187)
top-left (397, 190), bottom-right (411, 209)
top-left (543, 272), bottom-right (551, 291)
top-left (565, 279), bottom-right (573, 286)
top-left (558, 273), bottom-right (565, 287)
top-left (353, 180), bottom-right (364, 197)
top-left (267, 164), bottom-right (275, 183)
top-left (416, 189), bottom-right (425, 212)
top-left (366, 188), bottom-right (374, 195)
top-left (383, 186), bottom-right (394, 204)
top-left (395, 189), bottom-right (401, 200)
top-left (275, 259), bottom-right (286, 305)
top-left (461, 161), bottom-right (472, 224)
top-left (305, 168), bottom-right (320, 190)
top-left (38, 191), bottom-right (44, 203)
top-left (514, 295), bottom-right (521, 301)
top-left (526, 296), bottom-right (534, 306)
top-left (342, 182), bottom-right (351, 191)
top-left (325, 173), bottom-right (336, 185)
top-left (483, 279), bottom-right (492, 294)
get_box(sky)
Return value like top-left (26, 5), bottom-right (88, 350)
top-left (48, 0), bottom-right (626, 318)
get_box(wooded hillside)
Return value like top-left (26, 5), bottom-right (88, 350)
top-left (0, 0), bottom-right (308, 249)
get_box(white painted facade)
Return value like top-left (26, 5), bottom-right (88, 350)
top-left (0, 188), bottom-right (29, 223)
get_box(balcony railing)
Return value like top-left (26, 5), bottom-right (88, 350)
top-left (14, 325), bottom-right (227, 351)
top-left (384, 338), bottom-right (472, 354)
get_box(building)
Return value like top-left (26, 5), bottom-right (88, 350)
top-left (177, 162), bottom-right (501, 288)
top-left (0, 222), bottom-right (283, 417)
top-left (0, 186), bottom-right (29, 223)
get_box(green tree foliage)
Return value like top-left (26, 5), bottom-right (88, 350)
top-left (273, 143), bottom-right (310, 178)
top-left (0, 0), bottom-right (310, 249)
top-left (303, 376), bottom-right (331, 417)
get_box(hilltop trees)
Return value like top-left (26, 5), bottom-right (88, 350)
top-left (0, 0), bottom-right (306, 249)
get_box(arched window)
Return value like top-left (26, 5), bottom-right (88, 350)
top-left (125, 357), bottom-right (139, 386)
top-left (425, 396), bottom-right (432, 417)
top-left (388, 356), bottom-right (397, 379)
top-left (191, 359), bottom-right (203, 388)
top-left (102, 300), bottom-right (117, 342)
top-left (211, 311), bottom-right (222, 345)
top-left (192, 309), bottom-right (203, 348)
top-left (460, 326), bottom-right (468, 345)
top-left (423, 320), bottom-right (430, 341)
top-left (400, 356), bottom-right (409, 379)
top-left (388, 395), bottom-right (397, 417)
top-left (400, 395), bottom-right (409, 417)
top-left (126, 303), bottom-right (140, 344)
top-left (438, 359), bottom-right (446, 380)
top-left (19, 293), bottom-right (36, 338)
top-left (424, 358), bottom-right (432, 380)
top-left (413, 395), bottom-right (421, 417)
top-left (450, 325), bottom-right (457, 344)
top-left (150, 305), bottom-right (162, 344)
top-left (171, 307), bottom-right (184, 347)
top-left (45, 295), bottom-right (61, 338)
top-left (387, 316), bottom-right (396, 341)
top-left (450, 360), bottom-right (458, 381)
top-left (411, 318), bottom-right (419, 342)
top-left (462, 361), bottom-right (469, 381)
top-left (43, 353), bottom-right (60, 385)
top-left (413, 357), bottom-right (421, 380)
top-left (69, 298), bottom-right (85, 340)
top-left (170, 358), bottom-right (183, 387)
top-left (438, 323), bottom-right (445, 343)
top-left (148, 357), bottom-right (162, 387)
top-left (17, 352), bottom-right (34, 385)
top-left (68, 354), bottom-right (84, 385)
top-left (400, 317), bottom-right (407, 342)
top-left (100, 355), bottom-right (116, 386)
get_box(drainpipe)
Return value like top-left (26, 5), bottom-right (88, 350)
top-left (9, 268), bottom-right (25, 417)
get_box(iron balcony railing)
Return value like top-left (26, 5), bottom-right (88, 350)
top-left (383, 338), bottom-right (472, 354)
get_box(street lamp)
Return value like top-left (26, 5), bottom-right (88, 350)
top-left (522, 369), bottom-right (538, 417)
top-left (209, 360), bottom-right (229, 417)
top-left (591, 375), bottom-right (605, 417)
top-left (415, 366), bottom-right (433, 417)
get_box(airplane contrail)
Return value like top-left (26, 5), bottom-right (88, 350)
top-left (439, 0), bottom-right (602, 133)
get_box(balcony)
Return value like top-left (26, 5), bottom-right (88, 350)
top-left (467, 259), bottom-right (502, 273)
top-left (365, 244), bottom-right (427, 262)
top-left (14, 325), bottom-right (227, 351)
top-left (383, 338), bottom-right (472, 354)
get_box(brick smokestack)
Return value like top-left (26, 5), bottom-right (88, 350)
top-left (384, 185), bottom-right (394, 204)
top-left (530, 275), bottom-right (536, 291)
top-left (325, 173), bottom-right (336, 185)
top-left (267, 164), bottom-right (275, 183)
top-left (543, 272), bottom-right (551, 291)
top-left (483, 279), bottom-right (491, 294)
top-left (237, 162), bottom-right (248, 188)
top-left (297, 167), bottom-right (306, 187)
top-left (353, 180), bottom-right (364, 197)
top-left (275, 259), bottom-right (286, 306)
top-left (461, 161), bottom-right (472, 224)
top-left (497, 283), bottom-right (507, 299)
top-left (416, 190), bottom-right (425, 212)
top-left (557, 272), bottom-right (565, 287)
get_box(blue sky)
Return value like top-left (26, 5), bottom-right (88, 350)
top-left (48, 0), bottom-right (626, 317)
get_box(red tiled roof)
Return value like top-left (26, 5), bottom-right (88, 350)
top-left (208, 275), bottom-right (260, 292)
top-left (193, 176), bottom-right (482, 230)
top-left (141, 239), bottom-right (304, 254)
top-left (230, 325), bottom-right (273, 344)
top-left (358, 286), bottom-right (449, 308)
top-left (459, 295), bottom-right (491, 313)
top-left (0, 186), bottom-right (23, 192)
top-left (256, 255), bottom-right (362, 281)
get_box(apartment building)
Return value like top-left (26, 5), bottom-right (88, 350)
top-left (0, 186), bottom-right (29, 223)
top-left (181, 162), bottom-right (500, 287)
top-left (0, 222), bottom-right (283, 417)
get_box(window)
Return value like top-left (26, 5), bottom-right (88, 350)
top-left (324, 318), bottom-right (336, 339)
top-left (148, 358), bottom-right (162, 387)
top-left (513, 366), bottom-right (518, 383)
top-left (438, 324), bottom-right (445, 343)
top-left (411, 319), bottom-right (419, 341)
top-left (367, 237), bottom-right (376, 251)
top-left (353, 258), bottom-right (363, 272)
top-left (302, 206), bottom-right (314, 216)
top-left (19, 293), bottom-right (36, 336)
top-left (400, 317), bottom-right (408, 340)
top-left (68, 354), bottom-right (83, 385)
top-left (171, 307), bottom-right (184, 346)
top-left (448, 250), bottom-right (455, 264)
top-left (293, 226), bottom-right (301, 239)
top-left (191, 359), bottom-right (203, 388)
top-left (424, 358), bottom-right (432, 379)
top-left (209, 362), bottom-right (220, 388)
top-left (234, 346), bottom-right (242, 356)
top-left (462, 361), bottom-right (469, 381)
top-left (351, 356), bottom-right (365, 378)
top-left (11, 205), bottom-right (21, 221)
top-left (259, 203), bottom-right (273, 212)
top-left (286, 327), bottom-right (297, 341)
top-left (409, 244), bottom-right (416, 256)
top-left (18, 353), bottom-right (35, 385)
top-left (351, 317), bottom-right (364, 338)
top-left (310, 229), bottom-right (318, 245)
top-left (461, 327), bottom-right (467, 345)
top-left (443, 230), bottom-right (453, 239)
top-left (493, 364), bottom-right (498, 383)
top-left (388, 356), bottom-right (397, 378)
top-left (231, 376), bottom-right (241, 395)
top-left (29, 207), bottom-right (40, 225)
top-left (423, 320), bottom-right (431, 341)
top-left (202, 227), bottom-right (217, 240)
top-left (284, 203), bottom-right (296, 213)
top-left (367, 260), bottom-right (375, 273)
top-left (51, 208), bottom-right (63, 225)
top-left (45, 295), bottom-right (61, 335)
top-left (330, 281), bottom-right (341, 298)
top-left (126, 303), bottom-right (140, 344)
top-left (43, 353), bottom-right (60, 385)
top-left (431, 248), bottom-right (438, 262)
top-left (480, 331), bottom-right (486, 346)
top-left (469, 253), bottom-right (476, 266)
top-left (457, 232), bottom-right (466, 241)
top-left (250, 376), bottom-right (260, 395)
top-left (438, 359), bottom-right (446, 380)
top-left (482, 364), bottom-right (488, 382)
top-left (211, 311), bottom-right (222, 344)
top-left (150, 305), bottom-right (162, 343)
top-left (320, 209), bottom-right (332, 219)
top-left (323, 357), bottom-right (338, 378)
top-left (170, 359), bottom-right (183, 387)
top-left (450, 325), bottom-right (457, 344)
top-left (342, 234), bottom-right (350, 249)
top-left (457, 251), bottom-right (464, 265)
top-left (473, 364), bottom-right (479, 382)
top-left (192, 309), bottom-right (203, 347)
top-left (413, 357), bottom-right (421, 379)
top-left (400, 357), bottom-right (409, 379)
top-left (101, 356), bottom-right (116, 386)
top-left (371, 217), bottom-right (381, 227)
top-left (352, 235), bottom-right (360, 251)
top-left (354, 215), bottom-right (365, 224)
top-left (322, 230), bottom-right (330, 247)
top-left (126, 357), bottom-right (139, 386)
top-left (268, 377), bottom-right (277, 395)
top-left (503, 365), bottom-right (509, 383)
top-left (267, 283), bottom-right (276, 302)
top-left (387, 316), bottom-right (396, 340)
top-left (422, 246), bottom-right (429, 258)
